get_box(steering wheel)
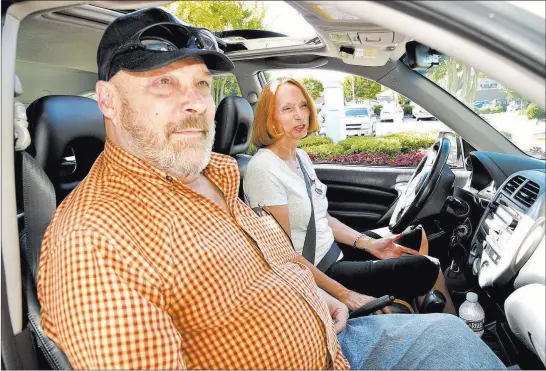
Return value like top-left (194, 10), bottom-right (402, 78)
top-left (389, 137), bottom-right (451, 234)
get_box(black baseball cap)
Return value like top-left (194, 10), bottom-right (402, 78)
top-left (97, 7), bottom-right (234, 81)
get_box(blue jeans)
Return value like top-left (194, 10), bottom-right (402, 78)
top-left (337, 313), bottom-right (506, 369)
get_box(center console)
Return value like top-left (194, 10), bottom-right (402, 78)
top-left (470, 170), bottom-right (545, 288)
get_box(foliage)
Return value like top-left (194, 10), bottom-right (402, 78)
top-left (342, 76), bottom-right (382, 102)
top-left (303, 144), bottom-right (348, 160)
top-left (298, 135), bottom-right (333, 148)
top-left (403, 104), bottom-right (415, 115)
top-left (247, 143), bottom-right (257, 155)
top-left (429, 57), bottom-right (486, 107)
top-left (373, 105), bottom-right (382, 116)
top-left (480, 107), bottom-right (491, 114)
top-left (212, 75), bottom-right (242, 106)
top-left (500, 86), bottom-right (524, 103)
top-left (492, 105), bottom-right (505, 114)
top-left (165, 1), bottom-right (265, 31)
top-left (165, 1), bottom-right (265, 105)
top-left (247, 131), bottom-right (436, 166)
top-left (398, 94), bottom-right (410, 106)
top-left (307, 151), bottom-right (426, 167)
top-left (526, 103), bottom-right (546, 120)
top-left (299, 78), bottom-right (324, 101)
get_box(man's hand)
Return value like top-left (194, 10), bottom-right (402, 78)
top-left (318, 288), bottom-right (349, 334)
top-left (340, 290), bottom-right (391, 314)
top-left (368, 235), bottom-right (419, 260)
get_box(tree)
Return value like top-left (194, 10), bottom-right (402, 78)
top-left (500, 86), bottom-right (525, 102)
top-left (429, 57), bottom-right (485, 107)
top-left (342, 76), bottom-right (382, 102)
top-left (300, 77), bottom-right (324, 101)
top-left (164, 1), bottom-right (265, 105)
top-left (165, 1), bottom-right (265, 31)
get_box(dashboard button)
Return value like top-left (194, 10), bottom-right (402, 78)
top-left (509, 218), bottom-right (518, 229)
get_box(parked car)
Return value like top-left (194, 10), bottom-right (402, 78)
top-left (2, 1), bottom-right (545, 370)
top-left (342, 106), bottom-right (377, 137)
top-left (379, 103), bottom-right (404, 122)
top-left (473, 100), bottom-right (485, 110)
top-left (412, 104), bottom-right (435, 120)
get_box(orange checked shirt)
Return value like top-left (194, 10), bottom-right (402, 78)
top-left (37, 140), bottom-right (350, 370)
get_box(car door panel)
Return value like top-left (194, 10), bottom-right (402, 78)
top-left (315, 165), bottom-right (414, 231)
top-left (315, 164), bottom-right (471, 231)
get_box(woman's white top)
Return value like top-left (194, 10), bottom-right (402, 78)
top-left (243, 148), bottom-right (338, 266)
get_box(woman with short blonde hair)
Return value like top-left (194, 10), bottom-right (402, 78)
top-left (244, 77), bottom-right (455, 315)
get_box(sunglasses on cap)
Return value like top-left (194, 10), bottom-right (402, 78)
top-left (103, 22), bottom-right (221, 79)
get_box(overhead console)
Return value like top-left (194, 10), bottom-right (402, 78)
top-left (328, 30), bottom-right (406, 66)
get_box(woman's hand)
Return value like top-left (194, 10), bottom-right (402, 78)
top-left (366, 235), bottom-right (419, 260)
top-left (340, 290), bottom-right (392, 314)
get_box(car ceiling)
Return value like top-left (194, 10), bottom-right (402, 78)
top-left (14, 1), bottom-right (410, 74)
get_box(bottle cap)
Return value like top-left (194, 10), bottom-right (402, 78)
top-left (466, 292), bottom-right (478, 303)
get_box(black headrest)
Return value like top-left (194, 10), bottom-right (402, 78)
top-left (26, 96), bottom-right (106, 191)
top-left (213, 96), bottom-right (254, 155)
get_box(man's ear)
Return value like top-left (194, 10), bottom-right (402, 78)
top-left (96, 81), bottom-right (117, 122)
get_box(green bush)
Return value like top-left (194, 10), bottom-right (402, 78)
top-left (480, 107), bottom-right (491, 114)
top-left (373, 105), bottom-right (382, 116)
top-left (492, 105), bottom-right (505, 113)
top-left (303, 144), bottom-right (349, 160)
top-left (526, 103), bottom-right (546, 120)
top-left (246, 143), bottom-right (257, 155)
top-left (403, 104), bottom-right (414, 115)
top-left (298, 135), bottom-right (333, 148)
top-left (385, 132), bottom-right (436, 153)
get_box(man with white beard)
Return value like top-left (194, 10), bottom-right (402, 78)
top-left (36, 7), bottom-right (505, 371)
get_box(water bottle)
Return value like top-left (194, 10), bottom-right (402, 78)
top-left (459, 292), bottom-right (485, 337)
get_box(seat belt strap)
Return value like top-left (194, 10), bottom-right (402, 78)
top-left (297, 153), bottom-right (316, 265)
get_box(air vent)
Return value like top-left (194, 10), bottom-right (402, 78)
top-left (503, 175), bottom-right (525, 195)
top-left (514, 180), bottom-right (540, 208)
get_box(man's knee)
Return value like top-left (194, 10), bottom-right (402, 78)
top-left (422, 313), bottom-right (469, 333)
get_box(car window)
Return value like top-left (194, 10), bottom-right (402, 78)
top-left (257, 70), bottom-right (454, 168)
top-left (417, 56), bottom-right (545, 160)
top-left (212, 73), bottom-right (242, 107)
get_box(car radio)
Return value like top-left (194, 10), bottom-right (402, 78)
top-left (470, 171), bottom-right (545, 288)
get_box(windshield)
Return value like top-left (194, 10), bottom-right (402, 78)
top-left (420, 57), bottom-right (545, 160)
top-left (346, 108), bottom-right (369, 117)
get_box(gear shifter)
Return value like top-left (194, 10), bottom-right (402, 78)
top-left (420, 290), bottom-right (447, 313)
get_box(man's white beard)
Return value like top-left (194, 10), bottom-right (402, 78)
top-left (151, 125), bottom-right (215, 179)
top-left (119, 104), bottom-right (215, 179)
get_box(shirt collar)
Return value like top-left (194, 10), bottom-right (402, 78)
top-left (103, 139), bottom-right (241, 202)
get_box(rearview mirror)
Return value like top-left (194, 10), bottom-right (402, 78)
top-left (405, 41), bottom-right (442, 70)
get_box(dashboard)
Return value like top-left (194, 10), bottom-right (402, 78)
top-left (461, 152), bottom-right (545, 366)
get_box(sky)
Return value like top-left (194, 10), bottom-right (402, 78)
top-left (259, 1), bottom-right (350, 83)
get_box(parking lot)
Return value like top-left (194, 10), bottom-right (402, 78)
top-left (375, 112), bottom-right (545, 158)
